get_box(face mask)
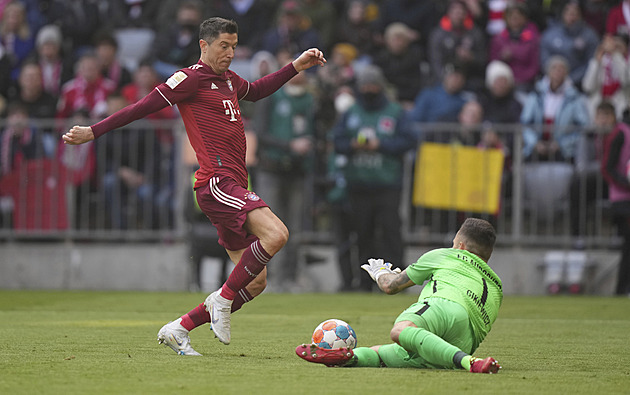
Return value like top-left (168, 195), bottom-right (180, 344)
top-left (361, 91), bottom-right (382, 109)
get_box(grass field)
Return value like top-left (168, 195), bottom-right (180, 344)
top-left (1, 291), bottom-right (629, 395)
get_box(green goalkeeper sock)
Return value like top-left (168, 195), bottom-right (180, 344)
top-left (398, 327), bottom-right (464, 369)
top-left (350, 347), bottom-right (382, 367)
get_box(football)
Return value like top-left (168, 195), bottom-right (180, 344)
top-left (311, 319), bottom-right (357, 349)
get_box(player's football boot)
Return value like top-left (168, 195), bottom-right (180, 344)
top-left (204, 290), bottom-right (232, 345)
top-left (470, 356), bottom-right (501, 373)
top-left (157, 318), bottom-right (202, 356)
top-left (295, 344), bottom-right (354, 367)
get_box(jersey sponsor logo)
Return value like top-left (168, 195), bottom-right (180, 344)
top-left (211, 83), bottom-right (218, 89)
top-left (226, 78), bottom-right (233, 91)
top-left (222, 99), bottom-right (239, 121)
top-left (244, 191), bottom-right (260, 201)
top-left (166, 71), bottom-right (187, 89)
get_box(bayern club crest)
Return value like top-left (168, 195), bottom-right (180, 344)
top-left (226, 78), bottom-right (233, 91)
top-left (244, 191), bottom-right (260, 201)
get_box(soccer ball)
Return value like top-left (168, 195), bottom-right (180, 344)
top-left (311, 319), bottom-right (357, 349)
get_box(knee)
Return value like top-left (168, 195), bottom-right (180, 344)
top-left (390, 326), bottom-right (403, 344)
top-left (265, 221), bottom-right (289, 254)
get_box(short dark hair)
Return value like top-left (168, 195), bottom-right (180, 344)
top-left (596, 101), bottom-right (616, 117)
top-left (199, 17), bottom-right (238, 43)
top-left (458, 218), bottom-right (496, 262)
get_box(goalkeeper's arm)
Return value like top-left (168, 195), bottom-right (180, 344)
top-left (377, 270), bottom-right (414, 295)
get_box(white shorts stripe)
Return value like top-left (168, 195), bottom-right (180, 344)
top-left (209, 177), bottom-right (245, 210)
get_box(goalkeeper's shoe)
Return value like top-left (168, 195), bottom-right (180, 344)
top-left (295, 344), bottom-right (354, 367)
top-left (470, 357), bottom-right (501, 373)
top-left (204, 290), bottom-right (232, 345)
top-left (157, 318), bottom-right (202, 356)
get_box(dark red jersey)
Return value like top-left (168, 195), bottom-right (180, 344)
top-left (91, 59), bottom-right (298, 189)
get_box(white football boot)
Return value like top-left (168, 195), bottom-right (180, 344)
top-left (204, 290), bottom-right (233, 345)
top-left (157, 318), bottom-right (202, 356)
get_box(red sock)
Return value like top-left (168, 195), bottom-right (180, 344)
top-left (231, 288), bottom-right (253, 313)
top-left (221, 240), bottom-right (271, 300)
top-left (179, 303), bottom-right (210, 331)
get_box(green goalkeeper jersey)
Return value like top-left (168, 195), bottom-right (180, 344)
top-left (406, 248), bottom-right (503, 347)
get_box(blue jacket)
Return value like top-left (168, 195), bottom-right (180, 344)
top-left (520, 77), bottom-right (590, 159)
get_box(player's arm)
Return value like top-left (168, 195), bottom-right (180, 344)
top-left (242, 49), bottom-right (326, 102)
top-left (361, 258), bottom-right (414, 295)
top-left (376, 270), bottom-right (414, 295)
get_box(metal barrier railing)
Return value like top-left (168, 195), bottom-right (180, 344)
top-left (0, 119), bottom-right (618, 249)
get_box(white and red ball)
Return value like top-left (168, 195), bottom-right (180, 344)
top-left (311, 319), bottom-right (357, 349)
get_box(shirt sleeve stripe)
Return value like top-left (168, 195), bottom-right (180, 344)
top-left (155, 87), bottom-right (173, 106)
top-left (240, 81), bottom-right (251, 100)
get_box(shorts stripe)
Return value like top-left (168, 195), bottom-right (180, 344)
top-left (210, 177), bottom-right (245, 210)
top-left (251, 241), bottom-right (270, 264)
top-left (414, 301), bottom-right (430, 316)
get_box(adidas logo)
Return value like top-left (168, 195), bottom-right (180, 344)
top-left (211, 83), bottom-right (218, 90)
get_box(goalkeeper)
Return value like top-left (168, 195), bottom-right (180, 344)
top-left (296, 218), bottom-right (503, 373)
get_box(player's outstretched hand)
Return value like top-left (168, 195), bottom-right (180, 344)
top-left (361, 258), bottom-right (401, 282)
top-left (62, 126), bottom-right (95, 145)
top-left (292, 48), bottom-right (326, 72)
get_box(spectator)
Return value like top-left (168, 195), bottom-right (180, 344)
top-left (0, 42), bottom-right (10, 110)
top-left (582, 34), bottom-right (630, 119)
top-left (332, 65), bottom-right (416, 291)
top-left (0, 0), bottom-right (35, 80)
top-left (46, 0), bottom-right (102, 56)
top-left (29, 24), bottom-right (73, 98)
top-left (94, 32), bottom-right (132, 90)
top-left (376, 0), bottom-right (441, 49)
top-left (479, 60), bottom-right (522, 125)
top-left (428, 0), bottom-right (487, 90)
top-left (540, 0), bottom-right (599, 86)
top-left (601, 102), bottom-right (630, 295)
top-left (582, 0), bottom-right (614, 36)
top-left (0, 103), bottom-right (53, 176)
top-left (9, 62), bottom-right (57, 122)
top-left (151, 0), bottom-right (205, 79)
top-left (336, 0), bottom-right (379, 59)
top-left (299, 0), bottom-right (337, 53)
top-left (521, 56), bottom-right (590, 162)
top-left (106, 0), bottom-right (161, 30)
top-left (255, 69), bottom-right (316, 291)
top-left (605, 0), bottom-right (630, 36)
top-left (56, 52), bottom-right (116, 119)
top-left (373, 22), bottom-right (424, 109)
top-left (489, 1), bottom-right (540, 92)
top-left (210, 0), bottom-right (274, 57)
top-left (260, 0), bottom-right (321, 56)
top-left (570, 100), bottom-right (612, 247)
top-left (98, 93), bottom-right (162, 230)
top-left (407, 63), bottom-right (471, 138)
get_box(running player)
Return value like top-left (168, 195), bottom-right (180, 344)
top-left (296, 218), bottom-right (503, 373)
top-left (62, 17), bottom-right (326, 354)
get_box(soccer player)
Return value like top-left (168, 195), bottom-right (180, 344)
top-left (62, 17), bottom-right (326, 355)
top-left (296, 218), bottom-right (503, 373)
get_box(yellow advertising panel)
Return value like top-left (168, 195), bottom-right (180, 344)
top-left (413, 143), bottom-right (504, 214)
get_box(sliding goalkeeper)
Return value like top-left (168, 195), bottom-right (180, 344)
top-left (296, 218), bottom-right (503, 373)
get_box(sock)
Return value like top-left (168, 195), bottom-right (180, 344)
top-left (398, 326), bottom-right (464, 369)
top-left (179, 303), bottom-right (210, 331)
top-left (221, 240), bottom-right (271, 300)
top-left (231, 288), bottom-right (253, 313)
top-left (453, 350), bottom-right (472, 370)
top-left (351, 347), bottom-right (382, 367)
top-left (459, 354), bottom-right (473, 371)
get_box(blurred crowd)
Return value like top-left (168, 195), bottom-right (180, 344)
top-left (2, 0), bottom-right (630, 293)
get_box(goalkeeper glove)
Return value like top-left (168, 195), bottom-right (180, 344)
top-left (361, 258), bottom-right (401, 282)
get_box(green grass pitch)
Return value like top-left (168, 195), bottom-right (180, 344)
top-left (1, 291), bottom-right (629, 394)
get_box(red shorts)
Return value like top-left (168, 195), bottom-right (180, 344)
top-left (195, 176), bottom-right (268, 251)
